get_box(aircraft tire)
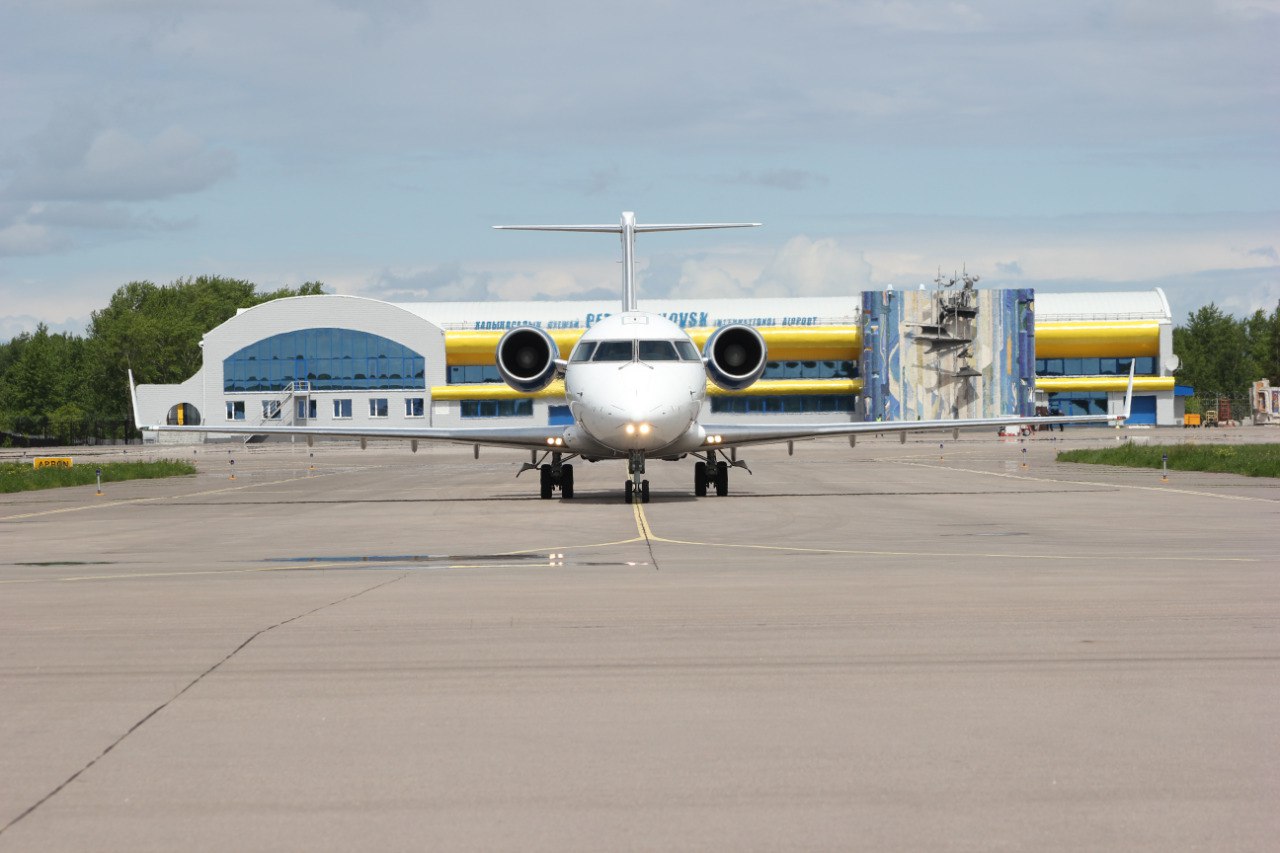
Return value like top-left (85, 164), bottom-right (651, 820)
top-left (641, 479), bottom-right (650, 503)
top-left (540, 465), bottom-right (553, 499)
top-left (561, 464), bottom-right (574, 499)
top-left (714, 461), bottom-right (728, 496)
top-left (624, 480), bottom-right (634, 503)
top-left (694, 461), bottom-right (707, 497)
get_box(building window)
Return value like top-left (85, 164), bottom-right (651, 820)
top-left (710, 395), bottom-right (857, 415)
top-left (761, 360), bottom-right (858, 380)
top-left (333, 398), bottom-right (353, 419)
top-left (297, 399), bottom-right (317, 419)
top-left (223, 328), bottom-right (426, 393)
top-left (405, 397), bottom-right (425, 417)
top-left (460, 399), bottom-right (534, 418)
top-left (1035, 356), bottom-right (1156, 377)
top-left (447, 364), bottom-right (503, 384)
top-left (369, 398), bottom-right (389, 418)
top-left (1046, 392), bottom-right (1108, 416)
top-left (226, 401), bottom-right (245, 421)
top-left (262, 400), bottom-right (282, 420)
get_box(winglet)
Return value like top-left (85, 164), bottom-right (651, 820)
top-left (1119, 358), bottom-right (1136, 422)
top-left (127, 369), bottom-right (143, 431)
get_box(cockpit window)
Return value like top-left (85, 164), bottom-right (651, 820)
top-left (637, 340), bottom-right (680, 361)
top-left (674, 340), bottom-right (701, 361)
top-left (570, 341), bottom-right (597, 362)
top-left (592, 340), bottom-right (635, 362)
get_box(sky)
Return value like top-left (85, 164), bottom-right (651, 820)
top-left (1, 0), bottom-right (1277, 340)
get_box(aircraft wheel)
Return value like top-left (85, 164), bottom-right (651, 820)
top-left (624, 480), bottom-right (634, 503)
top-left (694, 461), bottom-right (707, 497)
top-left (641, 479), bottom-right (650, 503)
top-left (561, 464), bottom-right (574, 499)
top-left (540, 464), bottom-right (553, 499)
top-left (714, 461), bottom-right (729, 497)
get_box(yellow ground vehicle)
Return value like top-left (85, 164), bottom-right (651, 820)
top-left (1183, 413), bottom-right (1201, 427)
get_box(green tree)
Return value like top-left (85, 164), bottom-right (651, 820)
top-left (83, 276), bottom-right (327, 438)
top-left (1244, 300), bottom-right (1280, 384)
top-left (1174, 303), bottom-right (1254, 414)
top-left (0, 324), bottom-right (88, 439)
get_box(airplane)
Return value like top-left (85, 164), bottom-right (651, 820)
top-left (132, 211), bottom-right (1133, 503)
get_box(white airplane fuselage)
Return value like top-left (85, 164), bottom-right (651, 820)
top-left (562, 312), bottom-right (708, 459)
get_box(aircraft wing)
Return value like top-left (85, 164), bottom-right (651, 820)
top-left (703, 409), bottom-right (1121, 449)
top-left (705, 359), bottom-right (1136, 449)
top-left (129, 371), bottom-right (564, 452)
top-left (138, 421), bottom-right (566, 451)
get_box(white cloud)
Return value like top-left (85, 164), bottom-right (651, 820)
top-left (6, 119), bottom-right (234, 203)
top-left (754, 235), bottom-right (874, 297)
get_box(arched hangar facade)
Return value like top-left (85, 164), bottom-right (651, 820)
top-left (132, 288), bottom-right (1182, 440)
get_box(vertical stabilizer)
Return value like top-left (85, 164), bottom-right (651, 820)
top-left (495, 212), bottom-right (760, 312)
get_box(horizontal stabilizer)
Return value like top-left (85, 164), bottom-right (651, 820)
top-left (495, 211), bottom-right (761, 312)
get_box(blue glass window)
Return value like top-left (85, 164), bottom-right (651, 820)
top-left (333, 399), bottom-right (353, 418)
top-left (1035, 356), bottom-right (1155, 376)
top-left (761, 360), bottom-right (857, 380)
top-left (710, 395), bottom-right (857, 415)
top-left (369, 398), bottom-right (389, 418)
top-left (405, 397), bottom-right (425, 417)
top-left (224, 329), bottom-right (425, 392)
top-left (226, 401), bottom-right (245, 420)
top-left (296, 399), bottom-right (317, 419)
top-left (448, 364), bottom-right (504, 384)
top-left (461, 399), bottom-right (534, 418)
top-left (1046, 392), bottom-right (1108, 416)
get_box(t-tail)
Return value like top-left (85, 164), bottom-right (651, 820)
top-left (495, 211), bottom-right (760, 312)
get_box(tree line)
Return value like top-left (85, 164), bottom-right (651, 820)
top-left (1, 279), bottom-right (1277, 445)
top-left (0, 277), bottom-right (323, 446)
top-left (1174, 302), bottom-right (1280, 417)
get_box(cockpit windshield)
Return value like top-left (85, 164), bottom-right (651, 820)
top-left (637, 340), bottom-right (679, 361)
top-left (674, 340), bottom-right (701, 361)
top-left (591, 340), bottom-right (635, 362)
top-left (583, 339), bottom-right (701, 363)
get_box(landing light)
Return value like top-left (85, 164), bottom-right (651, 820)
top-left (545, 436), bottom-right (564, 446)
top-left (625, 424), bottom-right (636, 435)
top-left (638, 423), bottom-right (651, 435)
top-left (705, 434), bottom-right (723, 445)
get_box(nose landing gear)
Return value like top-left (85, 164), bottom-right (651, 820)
top-left (624, 452), bottom-right (650, 503)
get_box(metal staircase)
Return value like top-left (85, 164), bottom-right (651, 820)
top-left (245, 381), bottom-right (311, 444)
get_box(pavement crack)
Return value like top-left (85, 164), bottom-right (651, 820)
top-left (0, 573), bottom-right (406, 837)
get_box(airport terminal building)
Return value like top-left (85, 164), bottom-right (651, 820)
top-left (135, 287), bottom-right (1186, 440)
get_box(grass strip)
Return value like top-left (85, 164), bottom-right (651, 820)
top-left (1057, 443), bottom-right (1280, 478)
top-left (0, 460), bottom-right (198, 493)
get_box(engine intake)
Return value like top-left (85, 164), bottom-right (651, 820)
top-left (703, 324), bottom-right (767, 392)
top-left (496, 327), bottom-right (561, 393)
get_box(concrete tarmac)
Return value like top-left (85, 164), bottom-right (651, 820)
top-left (1, 430), bottom-right (1277, 851)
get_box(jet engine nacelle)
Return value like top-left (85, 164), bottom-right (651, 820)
top-left (703, 324), bottom-right (768, 392)
top-left (496, 327), bottom-right (561, 393)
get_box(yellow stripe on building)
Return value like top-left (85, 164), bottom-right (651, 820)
top-left (430, 377), bottom-right (863, 402)
top-left (1035, 375), bottom-right (1174, 393)
top-left (1034, 321), bottom-right (1160, 358)
top-left (445, 330), bottom-right (586, 365)
top-left (707, 378), bottom-right (862, 397)
top-left (444, 326), bottom-right (862, 366)
top-left (430, 380), bottom-right (567, 401)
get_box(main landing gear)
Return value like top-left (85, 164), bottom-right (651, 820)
top-left (624, 451), bottom-right (650, 504)
top-left (694, 450), bottom-right (746, 497)
top-left (524, 451), bottom-right (575, 499)
top-left (694, 457), bottom-right (728, 497)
